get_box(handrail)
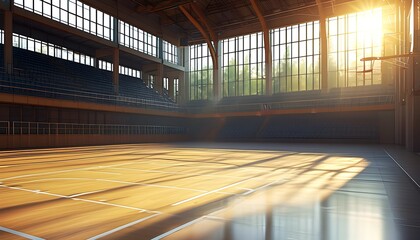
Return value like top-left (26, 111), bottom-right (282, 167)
top-left (185, 94), bottom-right (395, 113)
top-left (0, 81), bottom-right (179, 110)
top-left (0, 66), bottom-right (178, 109)
top-left (0, 121), bottom-right (9, 135)
top-left (10, 121), bottom-right (187, 135)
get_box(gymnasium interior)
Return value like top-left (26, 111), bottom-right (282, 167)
top-left (1, 0), bottom-right (420, 239)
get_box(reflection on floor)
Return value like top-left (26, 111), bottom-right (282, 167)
top-left (0, 143), bottom-right (419, 240)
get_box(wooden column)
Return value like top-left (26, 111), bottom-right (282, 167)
top-left (250, 0), bottom-right (272, 95)
top-left (316, 0), bottom-right (328, 93)
top-left (178, 71), bottom-right (187, 104)
top-left (168, 73), bottom-right (175, 100)
top-left (179, 4), bottom-right (219, 100)
top-left (112, 48), bottom-right (119, 94)
top-left (406, 0), bottom-right (420, 151)
top-left (4, 10), bottom-right (13, 74)
top-left (155, 63), bottom-right (164, 94)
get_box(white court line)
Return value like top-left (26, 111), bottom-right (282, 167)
top-left (0, 226), bottom-right (45, 240)
top-left (384, 149), bottom-right (420, 189)
top-left (0, 185), bottom-right (159, 214)
top-left (87, 213), bottom-right (160, 240)
top-left (10, 177), bottom-right (210, 194)
top-left (110, 167), bottom-right (252, 180)
top-left (73, 198), bottom-right (159, 214)
top-left (0, 162), bottom-right (136, 181)
top-left (172, 177), bottom-right (257, 206)
top-left (8, 186), bottom-right (67, 198)
top-left (99, 179), bottom-right (209, 193)
top-left (242, 179), bottom-right (286, 196)
top-left (68, 190), bottom-right (103, 198)
top-left (150, 216), bottom-right (205, 240)
top-left (172, 170), bottom-right (288, 206)
top-left (88, 170), bottom-right (122, 175)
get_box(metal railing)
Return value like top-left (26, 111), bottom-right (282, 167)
top-left (0, 121), bottom-right (10, 135)
top-left (7, 121), bottom-right (186, 135)
top-left (0, 72), bottom-right (180, 111)
top-left (185, 94), bottom-right (395, 114)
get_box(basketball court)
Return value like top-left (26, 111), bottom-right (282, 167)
top-left (1, 143), bottom-right (419, 239)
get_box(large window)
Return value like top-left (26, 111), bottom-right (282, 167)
top-left (97, 60), bottom-right (142, 78)
top-left (14, 0), bottom-right (114, 41)
top-left (271, 21), bottom-right (320, 93)
top-left (163, 77), bottom-right (169, 90)
top-left (327, 8), bottom-right (382, 87)
top-left (222, 33), bottom-right (265, 97)
top-left (174, 78), bottom-right (179, 102)
top-left (0, 31), bottom-right (141, 78)
top-left (13, 1), bottom-right (182, 63)
top-left (189, 43), bottom-right (213, 100)
top-left (12, 32), bottom-right (95, 66)
top-left (163, 40), bottom-right (179, 65)
top-left (120, 66), bottom-right (142, 79)
top-left (119, 20), bottom-right (158, 57)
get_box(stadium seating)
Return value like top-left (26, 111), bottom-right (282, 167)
top-left (0, 45), bottom-right (178, 111)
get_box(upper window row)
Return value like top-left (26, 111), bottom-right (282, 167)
top-left (119, 20), bottom-right (158, 57)
top-left (163, 40), bottom-right (179, 65)
top-left (0, 30), bottom-right (142, 78)
top-left (14, 0), bottom-right (179, 65)
top-left (15, 0), bottom-right (114, 41)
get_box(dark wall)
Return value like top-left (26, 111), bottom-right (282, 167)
top-left (0, 103), bottom-right (187, 127)
top-left (0, 104), bottom-right (396, 145)
top-left (188, 110), bottom-right (395, 144)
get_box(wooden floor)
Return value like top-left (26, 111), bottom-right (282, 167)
top-left (0, 142), bottom-right (420, 240)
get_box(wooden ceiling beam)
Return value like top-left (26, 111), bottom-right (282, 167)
top-left (190, 3), bottom-right (218, 52)
top-left (249, 0), bottom-right (272, 95)
top-left (316, 0), bottom-right (328, 92)
top-left (136, 0), bottom-right (194, 12)
top-left (179, 5), bottom-right (218, 69)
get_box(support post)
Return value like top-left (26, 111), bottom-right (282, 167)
top-left (250, 0), bottom-right (272, 95)
top-left (155, 63), bottom-right (164, 94)
top-left (4, 10), bottom-right (13, 74)
top-left (213, 68), bottom-right (220, 100)
top-left (177, 71), bottom-right (186, 104)
top-left (179, 4), bottom-right (220, 100)
top-left (406, 0), bottom-right (420, 151)
top-left (316, 0), bottom-right (328, 93)
top-left (113, 48), bottom-right (119, 94)
top-left (168, 73), bottom-right (175, 100)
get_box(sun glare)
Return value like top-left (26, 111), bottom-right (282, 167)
top-left (352, 8), bottom-right (383, 47)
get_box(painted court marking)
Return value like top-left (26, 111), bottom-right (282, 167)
top-left (0, 185), bottom-right (159, 214)
top-left (172, 174), bottom-right (266, 206)
top-left (150, 216), bottom-right (205, 240)
top-left (242, 178), bottom-right (287, 195)
top-left (0, 226), bottom-right (45, 240)
top-left (68, 190), bottom-right (104, 198)
top-left (150, 213), bottom-right (230, 240)
top-left (384, 149), bottom-right (420, 189)
top-left (0, 161), bottom-right (136, 181)
top-left (87, 213), bottom-right (160, 240)
top-left (11, 177), bottom-right (216, 195)
top-left (110, 166), bottom-right (256, 180)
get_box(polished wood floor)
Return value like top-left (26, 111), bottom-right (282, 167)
top-left (0, 143), bottom-right (419, 240)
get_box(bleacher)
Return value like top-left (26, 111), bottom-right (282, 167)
top-left (0, 44), bottom-right (394, 115)
top-left (187, 84), bottom-right (394, 113)
top-left (0, 45), bottom-right (178, 111)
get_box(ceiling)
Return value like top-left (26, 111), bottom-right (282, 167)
top-left (123, 0), bottom-right (387, 44)
top-left (80, 0), bottom-right (388, 45)
top-left (126, 0), bottom-right (320, 43)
